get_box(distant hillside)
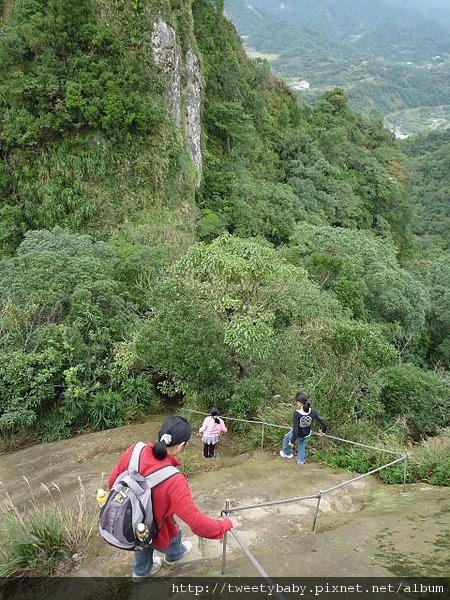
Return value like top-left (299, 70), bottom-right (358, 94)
top-left (389, 0), bottom-right (450, 26)
top-left (402, 129), bottom-right (450, 249)
top-left (224, 0), bottom-right (450, 128)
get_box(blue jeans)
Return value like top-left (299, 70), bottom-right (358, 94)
top-left (132, 527), bottom-right (186, 576)
top-left (282, 430), bottom-right (310, 464)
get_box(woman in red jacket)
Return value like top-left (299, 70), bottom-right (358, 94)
top-left (108, 415), bottom-right (233, 581)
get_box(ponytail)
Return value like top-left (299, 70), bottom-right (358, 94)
top-left (152, 415), bottom-right (192, 461)
top-left (152, 441), bottom-right (168, 460)
top-left (210, 406), bottom-right (220, 424)
top-left (295, 392), bottom-right (311, 412)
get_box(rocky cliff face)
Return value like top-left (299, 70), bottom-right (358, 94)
top-left (184, 47), bottom-right (203, 177)
top-left (151, 20), bottom-right (182, 127)
top-left (151, 19), bottom-right (203, 181)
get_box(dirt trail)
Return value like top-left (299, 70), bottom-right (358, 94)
top-left (1, 418), bottom-right (449, 579)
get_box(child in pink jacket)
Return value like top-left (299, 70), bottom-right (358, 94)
top-left (199, 407), bottom-right (227, 458)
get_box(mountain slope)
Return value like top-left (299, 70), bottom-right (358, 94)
top-left (0, 1), bottom-right (448, 480)
top-left (224, 0), bottom-right (450, 120)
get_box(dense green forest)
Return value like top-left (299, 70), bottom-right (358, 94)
top-left (402, 130), bottom-right (450, 370)
top-left (224, 0), bottom-right (450, 128)
top-left (0, 0), bottom-right (448, 484)
top-left (403, 130), bottom-right (450, 251)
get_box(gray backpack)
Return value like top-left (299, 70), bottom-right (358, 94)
top-left (99, 441), bottom-right (179, 550)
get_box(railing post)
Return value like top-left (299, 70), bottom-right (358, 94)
top-left (228, 529), bottom-right (287, 600)
top-left (221, 498), bottom-right (230, 575)
top-left (402, 453), bottom-right (408, 493)
top-left (312, 492), bottom-right (323, 532)
top-left (261, 423), bottom-right (265, 451)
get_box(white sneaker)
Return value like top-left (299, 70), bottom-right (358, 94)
top-left (164, 540), bottom-right (193, 565)
top-left (279, 450), bottom-right (293, 459)
top-left (132, 556), bottom-right (162, 581)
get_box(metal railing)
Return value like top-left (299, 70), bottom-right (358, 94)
top-left (181, 407), bottom-right (408, 582)
top-left (182, 407), bottom-right (288, 452)
top-left (221, 501), bottom-right (288, 600)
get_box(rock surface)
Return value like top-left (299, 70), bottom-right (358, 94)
top-left (151, 21), bottom-right (202, 179)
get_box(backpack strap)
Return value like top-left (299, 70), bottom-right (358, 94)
top-left (129, 441), bottom-right (146, 473)
top-left (145, 465), bottom-right (179, 488)
top-left (121, 448), bottom-right (179, 496)
top-left (144, 466), bottom-right (180, 531)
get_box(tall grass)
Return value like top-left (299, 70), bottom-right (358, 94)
top-left (178, 448), bottom-right (196, 479)
top-left (0, 477), bottom-right (95, 577)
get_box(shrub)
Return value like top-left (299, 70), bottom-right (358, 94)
top-left (228, 379), bottom-right (270, 421)
top-left (366, 364), bottom-right (450, 439)
top-left (85, 391), bottom-right (126, 431)
top-left (120, 377), bottom-right (160, 420)
top-left (0, 349), bottom-right (64, 436)
top-left (287, 224), bottom-right (429, 340)
top-left (0, 228), bottom-right (153, 442)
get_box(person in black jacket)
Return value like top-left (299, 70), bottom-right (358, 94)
top-left (279, 392), bottom-right (327, 464)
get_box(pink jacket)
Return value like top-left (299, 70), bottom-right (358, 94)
top-left (199, 416), bottom-right (227, 437)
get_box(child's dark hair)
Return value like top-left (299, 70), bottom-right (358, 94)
top-left (152, 416), bottom-right (192, 460)
top-left (295, 392), bottom-right (310, 412)
top-left (210, 406), bottom-right (220, 424)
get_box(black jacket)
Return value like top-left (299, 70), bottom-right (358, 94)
top-left (290, 408), bottom-right (327, 442)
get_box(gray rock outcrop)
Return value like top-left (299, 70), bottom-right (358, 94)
top-left (151, 20), bottom-right (202, 179)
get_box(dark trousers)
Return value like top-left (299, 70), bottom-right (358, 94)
top-left (203, 442), bottom-right (216, 458)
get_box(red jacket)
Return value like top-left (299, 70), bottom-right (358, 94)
top-left (108, 443), bottom-right (233, 550)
